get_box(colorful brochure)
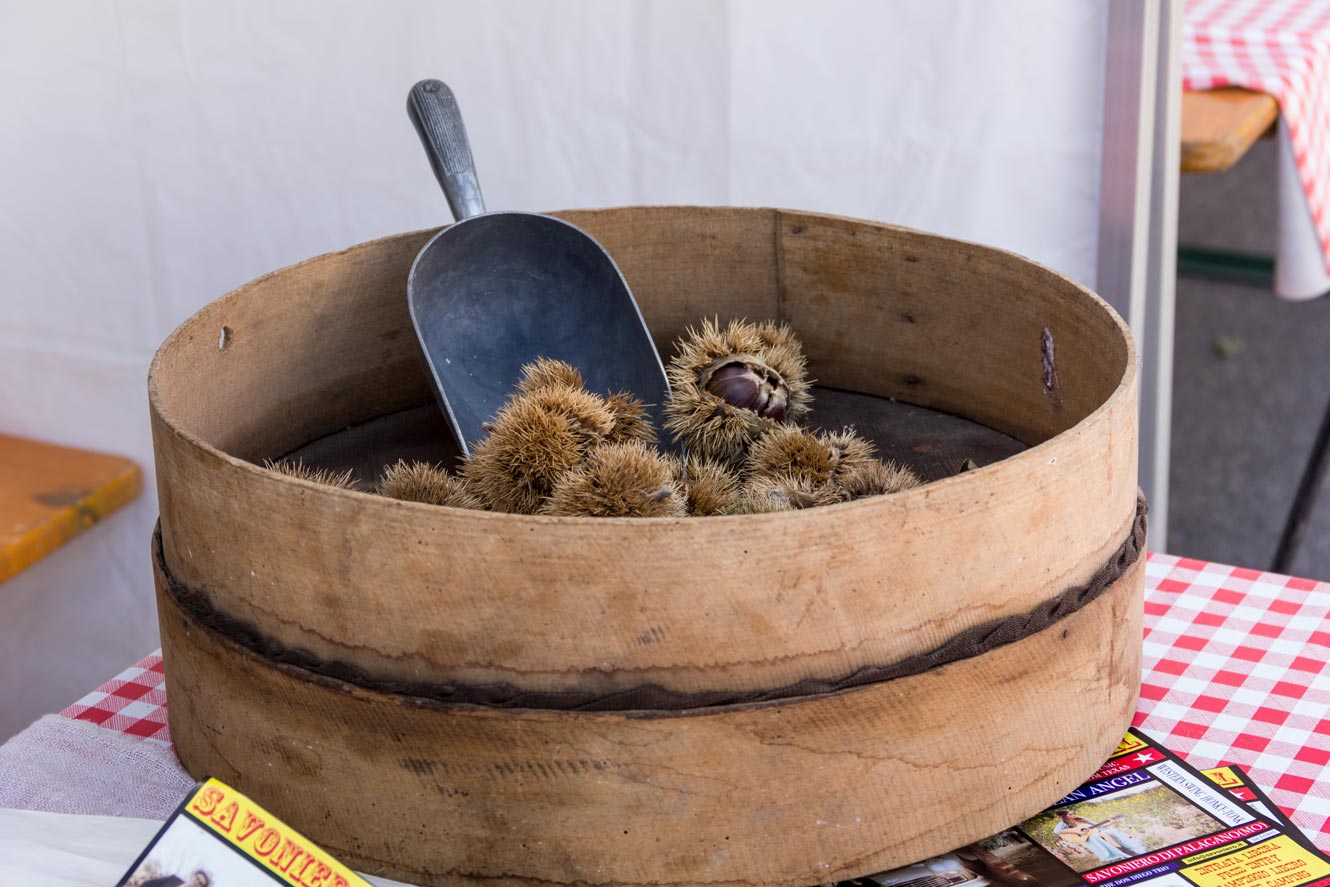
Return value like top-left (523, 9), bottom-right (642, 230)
top-left (118, 736), bottom-right (1318, 887)
top-left (1201, 765), bottom-right (1296, 833)
top-left (838, 730), bottom-right (1328, 887)
top-left (116, 777), bottom-right (371, 887)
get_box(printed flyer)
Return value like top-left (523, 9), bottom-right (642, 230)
top-left (1201, 765), bottom-right (1296, 833)
top-left (837, 731), bottom-right (1330, 887)
top-left (116, 778), bottom-right (371, 887)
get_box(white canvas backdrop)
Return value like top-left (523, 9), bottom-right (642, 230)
top-left (0, 0), bottom-right (1107, 739)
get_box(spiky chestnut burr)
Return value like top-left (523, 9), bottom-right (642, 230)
top-left (817, 427), bottom-right (921, 499)
top-left (517, 357), bottom-right (584, 394)
top-left (732, 489), bottom-right (793, 514)
top-left (820, 428), bottom-right (879, 476)
top-left (738, 472), bottom-right (843, 513)
top-left (675, 455), bottom-right (742, 516)
top-left (377, 459), bottom-right (483, 509)
top-left (541, 440), bottom-right (686, 518)
top-left (836, 458), bottom-right (923, 500)
top-left (462, 385), bottom-right (616, 513)
top-left (604, 391), bottom-right (658, 445)
top-left (264, 458), bottom-right (356, 490)
top-left (517, 359), bottom-right (658, 446)
top-left (664, 318), bottom-right (812, 467)
top-left (745, 425), bottom-right (919, 506)
top-left (744, 424), bottom-right (839, 486)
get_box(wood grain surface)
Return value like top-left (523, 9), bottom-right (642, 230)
top-left (1181, 87), bottom-right (1278, 174)
top-left (148, 207), bottom-right (1139, 699)
top-left (0, 434), bottom-right (141, 583)
top-left (158, 535), bottom-right (1143, 887)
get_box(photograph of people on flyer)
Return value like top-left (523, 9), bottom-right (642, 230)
top-left (1023, 782), bottom-right (1223, 872)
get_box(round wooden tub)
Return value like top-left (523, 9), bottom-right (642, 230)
top-left (149, 206), bottom-right (1142, 887)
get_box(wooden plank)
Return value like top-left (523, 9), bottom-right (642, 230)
top-left (0, 434), bottom-right (142, 583)
top-left (1181, 87), bottom-right (1278, 174)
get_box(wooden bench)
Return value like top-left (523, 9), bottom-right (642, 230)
top-left (1177, 86), bottom-right (1279, 281)
top-left (1181, 86), bottom-right (1279, 174)
top-left (0, 434), bottom-right (142, 583)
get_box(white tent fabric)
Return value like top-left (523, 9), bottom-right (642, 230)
top-left (0, 0), bottom-right (1108, 740)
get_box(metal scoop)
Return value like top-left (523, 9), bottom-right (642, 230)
top-left (406, 79), bottom-right (671, 456)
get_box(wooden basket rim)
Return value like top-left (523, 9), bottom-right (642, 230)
top-left (147, 206), bottom-right (1136, 528)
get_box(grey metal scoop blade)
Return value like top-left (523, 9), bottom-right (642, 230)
top-left (406, 79), bottom-right (671, 455)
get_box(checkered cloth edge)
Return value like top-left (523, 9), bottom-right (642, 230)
top-left (1183, 0), bottom-right (1330, 274)
top-left (59, 553), bottom-right (1330, 849)
top-left (59, 650), bottom-right (170, 746)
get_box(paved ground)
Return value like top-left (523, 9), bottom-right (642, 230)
top-left (1173, 136), bottom-right (1330, 578)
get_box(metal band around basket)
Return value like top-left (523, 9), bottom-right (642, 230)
top-left (157, 494), bottom-right (1146, 713)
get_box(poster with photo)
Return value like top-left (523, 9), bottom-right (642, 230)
top-left (121, 815), bottom-right (280, 886)
top-left (839, 731), bottom-right (1330, 887)
top-left (116, 778), bottom-right (371, 887)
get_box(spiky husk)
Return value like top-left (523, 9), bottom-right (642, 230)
top-left (821, 428), bottom-right (879, 476)
top-left (518, 360), bottom-right (656, 445)
top-left (820, 426), bottom-right (921, 497)
top-left (462, 386), bottom-right (616, 513)
top-left (837, 458), bottom-right (923, 500)
top-left (377, 459), bottom-right (483, 509)
top-left (541, 441), bottom-right (686, 518)
top-left (517, 357), bottom-right (584, 394)
top-left (732, 489), bottom-right (794, 514)
top-left (604, 391), bottom-right (658, 445)
top-left (738, 472), bottom-right (842, 513)
top-left (666, 388), bottom-right (769, 469)
top-left (664, 318), bottom-right (813, 467)
top-left (676, 455), bottom-right (742, 516)
top-left (744, 425), bottom-right (838, 485)
top-left (746, 425), bottom-right (918, 501)
top-left (263, 458), bottom-right (356, 490)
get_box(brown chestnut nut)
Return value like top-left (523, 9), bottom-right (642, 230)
top-left (664, 318), bottom-right (813, 468)
top-left (703, 361), bottom-right (791, 421)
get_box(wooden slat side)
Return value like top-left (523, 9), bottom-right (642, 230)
top-left (0, 434), bottom-right (143, 583)
top-left (1181, 87), bottom-right (1279, 174)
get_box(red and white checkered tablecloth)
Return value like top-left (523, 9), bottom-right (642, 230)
top-left (55, 553), bottom-right (1330, 848)
top-left (1183, 0), bottom-right (1330, 277)
top-left (1134, 552), bottom-right (1330, 846)
top-left (59, 652), bottom-right (170, 746)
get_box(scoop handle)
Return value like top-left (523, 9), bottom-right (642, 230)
top-left (408, 79), bottom-right (486, 221)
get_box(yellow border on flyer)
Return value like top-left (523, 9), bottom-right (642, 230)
top-left (186, 778), bottom-right (371, 887)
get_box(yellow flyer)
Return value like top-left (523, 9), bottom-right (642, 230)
top-left (116, 778), bottom-right (372, 887)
